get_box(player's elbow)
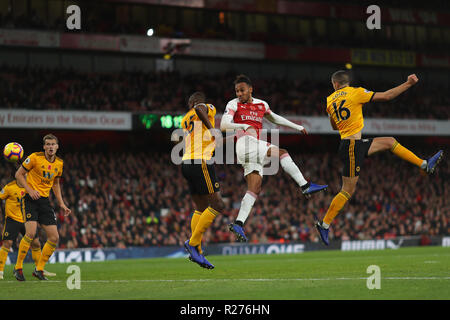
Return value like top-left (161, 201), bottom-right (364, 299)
top-left (374, 92), bottom-right (393, 102)
top-left (220, 121), bottom-right (229, 132)
top-left (15, 169), bottom-right (23, 180)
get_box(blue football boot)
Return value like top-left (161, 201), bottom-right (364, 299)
top-left (228, 223), bottom-right (248, 242)
top-left (315, 221), bottom-right (330, 246)
top-left (426, 150), bottom-right (443, 174)
top-left (301, 182), bottom-right (328, 199)
top-left (184, 240), bottom-right (206, 267)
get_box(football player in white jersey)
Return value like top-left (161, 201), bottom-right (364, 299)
top-left (220, 74), bottom-right (328, 241)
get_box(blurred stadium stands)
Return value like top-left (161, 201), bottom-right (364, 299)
top-left (0, 0), bottom-right (448, 250)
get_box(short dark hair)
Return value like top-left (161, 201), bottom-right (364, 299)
top-left (234, 74), bottom-right (252, 86)
top-left (43, 133), bottom-right (58, 144)
top-left (331, 70), bottom-right (350, 86)
top-left (188, 91), bottom-right (206, 108)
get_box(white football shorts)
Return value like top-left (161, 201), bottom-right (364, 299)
top-left (235, 135), bottom-right (274, 177)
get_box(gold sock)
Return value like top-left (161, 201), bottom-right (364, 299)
top-left (189, 207), bottom-right (219, 248)
top-left (0, 246), bottom-right (9, 272)
top-left (323, 191), bottom-right (351, 225)
top-left (15, 235), bottom-right (33, 270)
top-left (32, 247), bottom-right (42, 266)
top-left (391, 141), bottom-right (424, 167)
top-left (190, 210), bottom-right (202, 234)
top-left (36, 240), bottom-right (57, 271)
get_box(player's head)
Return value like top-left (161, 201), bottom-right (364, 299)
top-left (331, 70), bottom-right (350, 90)
top-left (188, 91), bottom-right (206, 109)
top-left (43, 133), bottom-right (59, 157)
top-left (234, 74), bottom-right (253, 103)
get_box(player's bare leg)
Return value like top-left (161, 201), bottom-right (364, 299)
top-left (316, 176), bottom-right (358, 245)
top-left (267, 146), bottom-right (328, 199)
top-left (229, 171), bottom-right (261, 242)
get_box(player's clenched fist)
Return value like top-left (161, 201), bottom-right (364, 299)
top-left (407, 74), bottom-right (419, 85)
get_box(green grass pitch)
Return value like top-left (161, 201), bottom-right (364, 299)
top-left (1, 246), bottom-right (449, 300)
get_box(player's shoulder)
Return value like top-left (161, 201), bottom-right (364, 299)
top-left (225, 98), bottom-right (239, 109)
top-left (4, 180), bottom-right (16, 188)
top-left (252, 97), bottom-right (270, 110)
top-left (252, 97), bottom-right (268, 105)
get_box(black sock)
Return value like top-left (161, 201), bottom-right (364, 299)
top-left (301, 181), bottom-right (310, 191)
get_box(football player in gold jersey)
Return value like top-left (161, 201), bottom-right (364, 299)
top-left (0, 177), bottom-right (56, 280)
top-left (181, 92), bottom-right (225, 269)
top-left (13, 134), bottom-right (71, 280)
top-left (315, 71), bottom-right (443, 245)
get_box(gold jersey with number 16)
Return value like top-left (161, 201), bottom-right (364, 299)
top-left (326, 86), bottom-right (375, 139)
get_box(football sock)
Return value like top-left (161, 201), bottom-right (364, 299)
top-left (190, 210), bottom-right (202, 234)
top-left (36, 240), bottom-right (57, 271)
top-left (280, 154), bottom-right (308, 187)
top-left (31, 247), bottom-right (42, 266)
top-left (189, 207), bottom-right (219, 248)
top-left (15, 235), bottom-right (33, 270)
top-left (323, 191), bottom-right (351, 227)
top-left (391, 141), bottom-right (424, 168)
top-left (0, 246), bottom-right (9, 272)
top-left (236, 191), bottom-right (257, 225)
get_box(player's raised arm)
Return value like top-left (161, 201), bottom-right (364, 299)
top-left (194, 103), bottom-right (214, 129)
top-left (372, 74), bottom-right (419, 102)
top-left (264, 111), bottom-right (307, 135)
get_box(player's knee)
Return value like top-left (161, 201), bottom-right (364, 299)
top-left (2, 240), bottom-right (12, 249)
top-left (387, 137), bottom-right (397, 149)
top-left (48, 234), bottom-right (59, 244)
top-left (278, 149), bottom-right (288, 157)
top-left (25, 232), bottom-right (36, 239)
top-left (31, 238), bottom-right (41, 249)
top-left (342, 186), bottom-right (355, 197)
top-left (211, 198), bottom-right (225, 213)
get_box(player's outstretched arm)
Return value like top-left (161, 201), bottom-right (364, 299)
top-left (264, 112), bottom-right (307, 135)
top-left (220, 113), bottom-right (251, 131)
top-left (372, 74), bottom-right (419, 102)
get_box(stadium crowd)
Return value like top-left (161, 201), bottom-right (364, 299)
top-left (0, 148), bottom-right (447, 250)
top-left (0, 3), bottom-right (448, 53)
top-left (1, 66), bottom-right (449, 119)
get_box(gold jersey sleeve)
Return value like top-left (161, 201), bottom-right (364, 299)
top-left (326, 86), bottom-right (374, 139)
top-left (0, 181), bottom-right (26, 223)
top-left (22, 152), bottom-right (64, 197)
top-left (181, 104), bottom-right (217, 161)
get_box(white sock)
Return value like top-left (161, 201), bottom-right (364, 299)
top-left (280, 154), bottom-right (308, 187)
top-left (236, 191), bottom-right (257, 225)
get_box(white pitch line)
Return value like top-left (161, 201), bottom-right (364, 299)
top-left (1, 277), bottom-right (449, 284)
